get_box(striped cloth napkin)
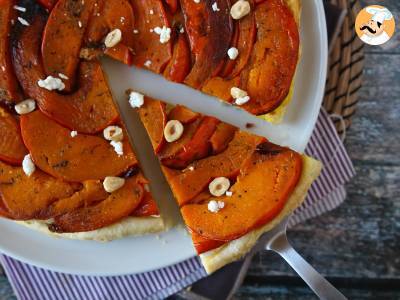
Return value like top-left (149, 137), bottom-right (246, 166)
top-left (0, 108), bottom-right (355, 300)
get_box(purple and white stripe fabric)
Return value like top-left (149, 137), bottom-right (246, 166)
top-left (0, 107), bottom-right (355, 300)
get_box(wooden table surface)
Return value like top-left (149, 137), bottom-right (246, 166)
top-left (1, 0), bottom-right (399, 299)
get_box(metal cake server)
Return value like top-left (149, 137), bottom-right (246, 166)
top-left (255, 216), bottom-right (348, 300)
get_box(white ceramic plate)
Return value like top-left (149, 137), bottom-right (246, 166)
top-left (0, 0), bottom-right (327, 276)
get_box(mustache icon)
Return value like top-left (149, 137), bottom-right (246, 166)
top-left (360, 25), bottom-right (377, 34)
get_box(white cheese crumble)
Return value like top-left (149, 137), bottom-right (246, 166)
top-left (149, 9), bottom-right (154, 14)
top-left (207, 200), bottom-right (225, 213)
top-left (38, 76), bottom-right (65, 91)
top-left (128, 91), bottom-right (144, 108)
top-left (58, 73), bottom-right (69, 80)
top-left (188, 166), bottom-right (194, 171)
top-left (212, 2), bottom-right (220, 11)
top-left (153, 26), bottom-right (171, 44)
top-left (180, 27), bottom-right (185, 33)
top-left (13, 5), bottom-right (26, 12)
top-left (110, 141), bottom-right (124, 156)
top-left (144, 60), bottom-right (152, 67)
top-left (78, 21), bottom-right (82, 28)
top-left (70, 131), bottom-right (78, 138)
top-left (227, 47), bottom-right (239, 60)
top-left (194, 0), bottom-right (200, 3)
top-left (22, 154), bottom-right (35, 177)
top-left (17, 17), bottom-right (29, 26)
top-left (226, 191), bottom-right (233, 197)
top-left (231, 87), bottom-right (250, 105)
top-left (133, 29), bottom-right (139, 34)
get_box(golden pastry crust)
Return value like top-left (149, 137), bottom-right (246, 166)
top-left (199, 154), bottom-right (321, 274)
top-left (17, 216), bottom-right (164, 242)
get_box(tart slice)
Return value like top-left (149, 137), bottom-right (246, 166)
top-left (138, 97), bottom-right (321, 273)
top-left (0, 2), bottom-right (163, 241)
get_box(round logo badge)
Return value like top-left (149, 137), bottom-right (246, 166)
top-left (355, 5), bottom-right (395, 46)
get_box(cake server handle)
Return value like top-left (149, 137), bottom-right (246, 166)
top-left (266, 232), bottom-right (347, 300)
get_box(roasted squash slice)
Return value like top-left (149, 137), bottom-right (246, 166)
top-left (0, 161), bottom-right (79, 220)
top-left (20, 110), bottom-right (137, 182)
top-left (41, 0), bottom-right (96, 92)
top-left (129, 0), bottom-right (172, 73)
top-left (239, 0), bottom-right (299, 115)
top-left (162, 131), bottom-right (265, 206)
top-left (0, 107), bottom-right (27, 165)
top-left (180, 0), bottom-right (233, 88)
top-left (49, 174), bottom-right (146, 233)
top-left (181, 143), bottom-right (302, 241)
top-left (12, 13), bottom-right (119, 134)
top-left (40, 180), bottom-right (108, 218)
top-left (137, 98), bottom-right (167, 154)
top-left (0, 0), bottom-right (22, 104)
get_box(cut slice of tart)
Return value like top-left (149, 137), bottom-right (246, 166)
top-left (0, 2), bottom-right (164, 241)
top-left (138, 97), bottom-right (321, 273)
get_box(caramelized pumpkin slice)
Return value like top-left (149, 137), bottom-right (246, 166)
top-left (210, 122), bottom-right (237, 155)
top-left (180, 0), bottom-right (233, 88)
top-left (0, 198), bottom-right (11, 219)
top-left (167, 105), bottom-right (199, 124)
top-left (40, 180), bottom-right (108, 218)
top-left (159, 118), bottom-right (201, 164)
top-left (0, 107), bottom-right (27, 165)
top-left (161, 116), bottom-right (220, 169)
top-left (0, 0), bottom-right (22, 104)
top-left (42, 0), bottom-right (96, 92)
top-left (36, 0), bottom-right (58, 10)
top-left (239, 0), bottom-right (299, 115)
top-left (132, 191), bottom-right (160, 217)
top-left (228, 0), bottom-right (256, 78)
top-left (20, 111), bottom-right (137, 182)
top-left (162, 131), bottom-right (265, 206)
top-left (181, 143), bottom-right (302, 241)
top-left (50, 174), bottom-right (145, 233)
top-left (85, 0), bottom-right (135, 64)
top-left (191, 231), bottom-right (225, 254)
top-left (0, 161), bottom-right (78, 220)
top-left (129, 0), bottom-right (172, 73)
top-left (163, 0), bottom-right (178, 14)
top-left (163, 33), bottom-right (191, 83)
top-left (138, 98), bottom-right (167, 154)
top-left (201, 76), bottom-right (239, 102)
top-left (13, 13), bottom-right (119, 133)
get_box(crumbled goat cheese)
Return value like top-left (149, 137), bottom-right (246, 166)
top-left (128, 91), bottom-right (145, 108)
top-left (38, 76), bottom-right (65, 91)
top-left (70, 131), bottom-right (78, 138)
top-left (58, 73), bottom-right (69, 80)
top-left (153, 26), bottom-right (171, 44)
top-left (212, 2), bottom-right (220, 11)
top-left (13, 5), bottom-right (26, 12)
top-left (207, 200), bottom-right (225, 213)
top-left (22, 154), bottom-right (35, 177)
top-left (144, 60), bottom-right (152, 67)
top-left (18, 17), bottom-right (29, 26)
top-left (110, 141), bottom-right (124, 156)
